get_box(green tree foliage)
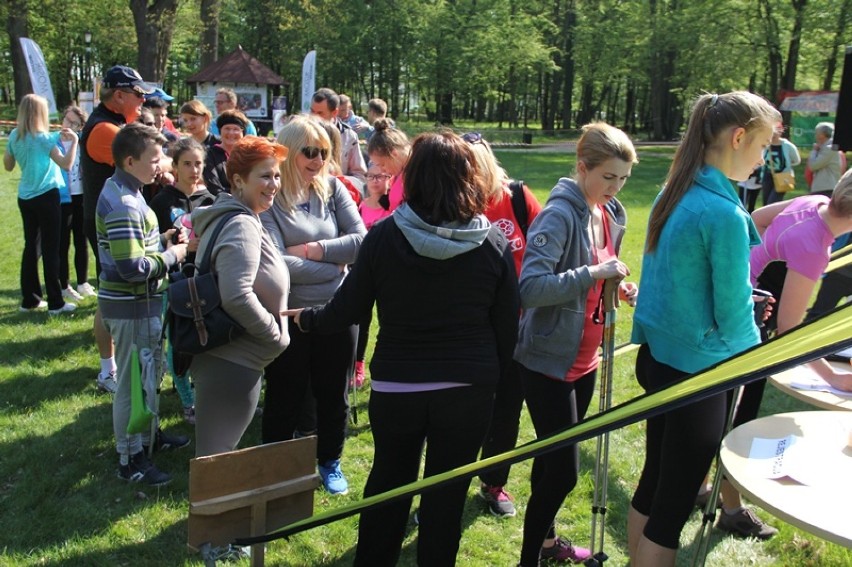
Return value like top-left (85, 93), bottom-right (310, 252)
top-left (3, 0), bottom-right (849, 136)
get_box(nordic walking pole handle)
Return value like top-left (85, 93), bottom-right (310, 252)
top-left (603, 277), bottom-right (622, 312)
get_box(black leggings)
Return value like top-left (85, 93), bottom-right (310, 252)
top-left (262, 322), bottom-right (355, 464)
top-left (519, 365), bottom-right (595, 566)
top-left (735, 262), bottom-right (786, 426)
top-left (630, 345), bottom-right (728, 549)
top-left (59, 195), bottom-right (89, 287)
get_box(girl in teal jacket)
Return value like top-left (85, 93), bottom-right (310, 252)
top-left (628, 92), bottom-right (780, 567)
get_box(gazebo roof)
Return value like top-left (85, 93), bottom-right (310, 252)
top-left (186, 46), bottom-right (286, 86)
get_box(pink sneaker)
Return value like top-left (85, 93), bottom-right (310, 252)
top-left (540, 537), bottom-right (592, 564)
top-left (352, 360), bottom-right (366, 388)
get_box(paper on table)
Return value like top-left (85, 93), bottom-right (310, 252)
top-left (788, 365), bottom-right (852, 397)
top-left (749, 427), bottom-right (852, 486)
top-left (748, 435), bottom-right (799, 479)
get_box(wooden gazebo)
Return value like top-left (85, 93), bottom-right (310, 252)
top-left (186, 46), bottom-right (288, 134)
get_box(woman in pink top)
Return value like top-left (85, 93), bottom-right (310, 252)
top-left (352, 163), bottom-right (393, 386)
top-left (366, 119), bottom-right (409, 212)
top-left (721, 170), bottom-right (852, 529)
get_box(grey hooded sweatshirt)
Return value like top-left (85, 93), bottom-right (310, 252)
top-left (192, 193), bottom-right (290, 371)
top-left (513, 177), bottom-right (626, 379)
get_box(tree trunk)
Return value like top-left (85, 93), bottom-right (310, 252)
top-left (758, 0), bottom-right (783, 98)
top-left (6, 0), bottom-right (31, 105)
top-left (200, 0), bottom-right (220, 68)
top-left (560, 1), bottom-right (576, 129)
top-left (576, 80), bottom-right (594, 126)
top-left (823, 0), bottom-right (852, 90)
top-left (781, 0), bottom-right (808, 91)
top-left (623, 79), bottom-right (636, 133)
top-left (129, 0), bottom-right (180, 83)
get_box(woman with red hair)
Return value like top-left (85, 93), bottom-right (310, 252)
top-left (189, 136), bottom-right (292, 457)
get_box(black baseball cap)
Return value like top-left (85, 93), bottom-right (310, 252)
top-left (103, 65), bottom-right (154, 95)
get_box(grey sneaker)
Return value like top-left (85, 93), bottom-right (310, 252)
top-left (117, 451), bottom-right (171, 486)
top-left (143, 428), bottom-right (191, 454)
top-left (717, 507), bottom-right (778, 540)
top-left (97, 371), bottom-right (118, 394)
top-left (478, 484), bottom-right (517, 517)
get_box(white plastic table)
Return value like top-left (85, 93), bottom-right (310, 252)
top-left (768, 361), bottom-right (852, 411)
top-left (720, 411), bottom-right (852, 548)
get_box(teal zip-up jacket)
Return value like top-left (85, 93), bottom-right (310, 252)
top-left (632, 165), bottom-right (761, 373)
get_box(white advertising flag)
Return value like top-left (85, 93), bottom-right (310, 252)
top-left (301, 50), bottom-right (316, 114)
top-left (19, 38), bottom-right (57, 114)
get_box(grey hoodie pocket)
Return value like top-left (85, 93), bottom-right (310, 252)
top-left (528, 307), bottom-right (585, 357)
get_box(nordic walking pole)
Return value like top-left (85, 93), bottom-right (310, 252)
top-left (689, 384), bottom-right (744, 567)
top-left (586, 276), bottom-right (621, 567)
top-left (691, 289), bottom-right (772, 566)
top-left (350, 372), bottom-right (359, 425)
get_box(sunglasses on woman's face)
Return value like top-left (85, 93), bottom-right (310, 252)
top-left (301, 146), bottom-right (329, 161)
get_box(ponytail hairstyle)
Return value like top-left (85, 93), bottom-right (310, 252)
top-left (367, 118), bottom-right (409, 158)
top-left (575, 122), bottom-right (637, 174)
top-left (645, 91), bottom-right (780, 252)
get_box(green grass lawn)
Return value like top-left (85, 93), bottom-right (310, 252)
top-left (0, 140), bottom-right (848, 566)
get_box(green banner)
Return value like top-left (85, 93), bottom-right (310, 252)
top-left (790, 114), bottom-right (832, 147)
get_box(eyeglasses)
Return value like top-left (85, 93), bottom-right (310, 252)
top-left (142, 121), bottom-right (156, 127)
top-left (301, 146), bottom-right (329, 160)
top-left (214, 99), bottom-right (230, 105)
top-left (120, 88), bottom-right (144, 100)
top-left (366, 174), bottom-right (391, 182)
top-left (461, 132), bottom-right (484, 145)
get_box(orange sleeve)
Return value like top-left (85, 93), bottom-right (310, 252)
top-left (86, 122), bottom-right (120, 166)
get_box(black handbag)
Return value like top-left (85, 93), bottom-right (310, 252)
top-left (166, 210), bottom-right (245, 355)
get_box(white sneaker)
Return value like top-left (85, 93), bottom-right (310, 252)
top-left (19, 300), bottom-right (48, 312)
top-left (76, 282), bottom-right (97, 298)
top-left (62, 286), bottom-right (83, 301)
top-left (48, 303), bottom-right (77, 316)
top-left (97, 371), bottom-right (118, 394)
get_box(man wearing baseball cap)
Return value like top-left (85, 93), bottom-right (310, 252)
top-left (80, 65), bottom-right (154, 395)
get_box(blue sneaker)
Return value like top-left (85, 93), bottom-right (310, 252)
top-left (318, 460), bottom-right (349, 495)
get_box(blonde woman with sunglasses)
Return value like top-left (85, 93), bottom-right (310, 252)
top-left (260, 115), bottom-right (366, 495)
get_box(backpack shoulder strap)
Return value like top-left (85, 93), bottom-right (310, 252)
top-left (197, 210), bottom-right (246, 273)
top-left (509, 180), bottom-right (529, 237)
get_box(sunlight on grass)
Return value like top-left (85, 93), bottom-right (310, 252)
top-left (0, 139), bottom-right (848, 566)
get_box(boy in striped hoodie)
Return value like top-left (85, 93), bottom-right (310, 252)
top-left (96, 123), bottom-right (189, 486)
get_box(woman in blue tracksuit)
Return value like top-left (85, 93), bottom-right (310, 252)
top-left (628, 92), bottom-right (780, 567)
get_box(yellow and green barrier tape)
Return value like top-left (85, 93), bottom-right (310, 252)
top-left (235, 303), bottom-right (852, 546)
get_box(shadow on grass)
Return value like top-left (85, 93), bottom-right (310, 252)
top-left (0, 397), bottom-right (195, 558)
top-left (35, 520), bottom-right (189, 567)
